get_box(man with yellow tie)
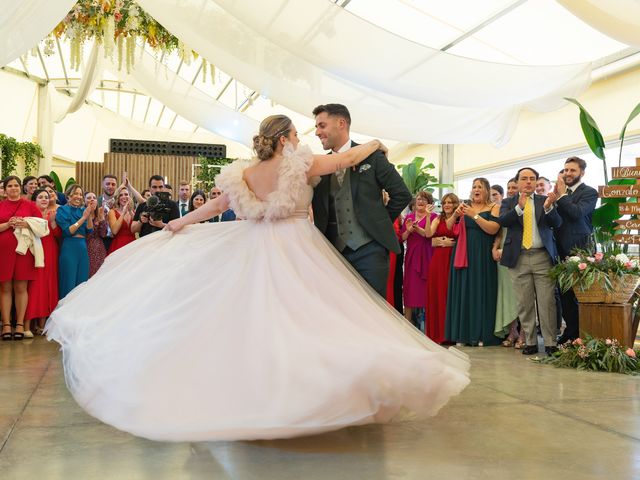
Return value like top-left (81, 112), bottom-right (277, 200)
top-left (498, 167), bottom-right (563, 356)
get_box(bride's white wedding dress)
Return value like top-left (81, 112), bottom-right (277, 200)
top-left (46, 144), bottom-right (470, 442)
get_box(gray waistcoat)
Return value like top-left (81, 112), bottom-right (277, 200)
top-left (328, 172), bottom-right (372, 251)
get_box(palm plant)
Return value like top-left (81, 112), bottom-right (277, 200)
top-left (396, 156), bottom-right (451, 195)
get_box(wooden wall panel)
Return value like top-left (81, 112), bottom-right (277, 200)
top-left (76, 153), bottom-right (200, 197)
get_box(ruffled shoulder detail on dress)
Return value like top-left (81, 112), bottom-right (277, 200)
top-left (214, 144), bottom-right (314, 221)
top-left (264, 144), bottom-right (314, 221)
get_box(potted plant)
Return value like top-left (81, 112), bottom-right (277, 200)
top-left (550, 248), bottom-right (640, 303)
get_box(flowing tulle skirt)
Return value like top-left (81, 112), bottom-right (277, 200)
top-left (46, 218), bottom-right (470, 442)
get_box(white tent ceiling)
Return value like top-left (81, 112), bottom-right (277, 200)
top-left (1, 0), bottom-right (639, 166)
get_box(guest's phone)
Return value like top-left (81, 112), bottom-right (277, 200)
top-left (463, 199), bottom-right (471, 205)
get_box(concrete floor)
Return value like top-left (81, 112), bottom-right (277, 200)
top-left (1, 338), bottom-right (639, 480)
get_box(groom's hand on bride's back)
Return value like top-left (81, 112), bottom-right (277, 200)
top-left (164, 219), bottom-right (184, 233)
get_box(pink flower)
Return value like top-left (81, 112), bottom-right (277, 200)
top-left (586, 257), bottom-right (595, 263)
top-left (624, 261), bottom-right (633, 269)
top-left (114, 11), bottom-right (122, 22)
top-left (594, 252), bottom-right (604, 262)
top-left (573, 338), bottom-right (583, 346)
top-left (606, 338), bottom-right (612, 345)
top-left (626, 348), bottom-right (636, 358)
top-left (578, 263), bottom-right (587, 271)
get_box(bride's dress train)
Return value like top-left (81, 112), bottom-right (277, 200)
top-left (46, 145), bottom-right (470, 442)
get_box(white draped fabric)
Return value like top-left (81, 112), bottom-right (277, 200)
top-left (210, 0), bottom-right (592, 108)
top-left (108, 47), bottom-right (259, 147)
top-left (558, 0), bottom-right (640, 48)
top-left (136, 0), bottom-right (533, 145)
top-left (0, 0), bottom-right (76, 67)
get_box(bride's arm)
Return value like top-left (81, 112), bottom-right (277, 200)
top-left (165, 194), bottom-right (230, 232)
top-left (306, 140), bottom-right (387, 177)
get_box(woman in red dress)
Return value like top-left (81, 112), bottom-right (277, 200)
top-left (25, 189), bottom-right (61, 336)
top-left (107, 186), bottom-right (136, 254)
top-left (0, 176), bottom-right (42, 340)
top-left (424, 193), bottom-right (460, 344)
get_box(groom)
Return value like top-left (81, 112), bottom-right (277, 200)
top-left (311, 104), bottom-right (411, 297)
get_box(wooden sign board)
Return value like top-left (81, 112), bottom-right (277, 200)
top-left (618, 203), bottom-right (640, 215)
top-left (615, 219), bottom-right (640, 229)
top-left (599, 185), bottom-right (640, 198)
top-left (613, 234), bottom-right (640, 244)
top-left (612, 167), bottom-right (640, 179)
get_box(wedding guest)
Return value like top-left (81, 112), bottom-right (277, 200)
top-left (536, 176), bottom-right (552, 195)
top-left (490, 185), bottom-right (504, 205)
top-left (38, 174), bottom-right (66, 205)
top-left (208, 187), bottom-right (236, 222)
top-left (555, 157), bottom-right (598, 344)
top-left (424, 193), bottom-right (459, 344)
top-left (98, 174), bottom-right (117, 251)
top-left (84, 192), bottom-right (108, 277)
top-left (0, 179), bottom-right (5, 202)
top-left (165, 184), bottom-right (173, 199)
top-left (499, 167), bottom-right (562, 356)
top-left (493, 178), bottom-right (524, 348)
top-left (57, 184), bottom-right (95, 299)
top-left (177, 181), bottom-right (192, 217)
top-left (25, 189), bottom-right (60, 336)
top-left (141, 189), bottom-right (151, 201)
top-left (506, 178), bottom-right (518, 198)
top-left (446, 178), bottom-right (501, 346)
top-left (22, 176), bottom-right (38, 200)
top-left (189, 190), bottom-right (207, 212)
top-left (44, 186), bottom-right (60, 216)
top-left (107, 186), bottom-right (136, 254)
top-left (401, 191), bottom-right (436, 325)
top-left (0, 176), bottom-right (42, 340)
top-left (131, 175), bottom-right (179, 237)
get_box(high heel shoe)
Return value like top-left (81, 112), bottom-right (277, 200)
top-left (12, 324), bottom-right (24, 341)
top-left (1, 323), bottom-right (12, 341)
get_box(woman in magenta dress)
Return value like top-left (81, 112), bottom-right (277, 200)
top-left (400, 191), bottom-right (436, 325)
top-left (107, 186), bottom-right (136, 255)
top-left (25, 189), bottom-right (61, 336)
top-left (0, 176), bottom-right (42, 340)
top-left (424, 193), bottom-right (460, 344)
top-left (84, 192), bottom-right (108, 277)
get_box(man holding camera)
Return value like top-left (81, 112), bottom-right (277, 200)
top-left (132, 175), bottom-right (180, 237)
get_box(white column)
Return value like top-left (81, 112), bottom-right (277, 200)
top-left (438, 144), bottom-right (454, 197)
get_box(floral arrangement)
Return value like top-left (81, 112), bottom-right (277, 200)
top-left (535, 335), bottom-right (639, 375)
top-left (550, 249), bottom-right (640, 293)
top-left (45, 0), bottom-right (212, 78)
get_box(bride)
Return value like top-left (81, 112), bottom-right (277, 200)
top-left (46, 115), bottom-right (470, 442)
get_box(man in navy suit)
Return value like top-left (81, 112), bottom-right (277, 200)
top-left (498, 167), bottom-right (563, 355)
top-left (554, 157), bottom-right (598, 344)
top-left (311, 104), bottom-right (411, 297)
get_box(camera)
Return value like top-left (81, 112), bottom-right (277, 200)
top-left (146, 191), bottom-right (173, 221)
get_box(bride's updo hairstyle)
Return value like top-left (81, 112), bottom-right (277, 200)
top-left (253, 115), bottom-right (293, 161)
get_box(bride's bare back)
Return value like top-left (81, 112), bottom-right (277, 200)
top-left (242, 157), bottom-right (284, 201)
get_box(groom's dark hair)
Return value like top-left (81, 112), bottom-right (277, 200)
top-left (312, 104), bottom-right (351, 127)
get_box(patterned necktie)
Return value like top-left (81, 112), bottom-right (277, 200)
top-left (180, 203), bottom-right (188, 216)
top-left (522, 196), bottom-right (533, 249)
top-left (567, 188), bottom-right (572, 196)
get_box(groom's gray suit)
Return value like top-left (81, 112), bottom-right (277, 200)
top-left (312, 141), bottom-right (411, 297)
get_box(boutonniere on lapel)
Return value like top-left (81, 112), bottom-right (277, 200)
top-left (358, 164), bottom-right (371, 173)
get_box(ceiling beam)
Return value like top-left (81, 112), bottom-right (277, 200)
top-left (55, 37), bottom-right (70, 86)
top-left (36, 46), bottom-right (50, 82)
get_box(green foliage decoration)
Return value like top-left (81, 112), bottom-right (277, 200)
top-left (396, 156), bottom-right (452, 195)
top-left (0, 134), bottom-right (43, 177)
top-left (196, 156), bottom-right (234, 190)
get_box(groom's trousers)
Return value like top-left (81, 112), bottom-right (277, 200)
top-left (342, 241), bottom-right (389, 298)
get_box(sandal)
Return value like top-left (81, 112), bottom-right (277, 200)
top-left (514, 339), bottom-right (525, 350)
top-left (502, 338), bottom-right (515, 347)
top-left (1, 323), bottom-right (12, 341)
top-left (13, 324), bottom-right (24, 341)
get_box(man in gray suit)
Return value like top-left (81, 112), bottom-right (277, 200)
top-left (311, 104), bottom-right (411, 297)
top-left (498, 167), bottom-right (563, 356)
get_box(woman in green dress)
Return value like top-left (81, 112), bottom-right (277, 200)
top-left (445, 178), bottom-right (502, 346)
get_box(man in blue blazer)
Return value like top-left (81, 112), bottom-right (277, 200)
top-left (554, 157), bottom-right (598, 344)
top-left (498, 167), bottom-right (563, 355)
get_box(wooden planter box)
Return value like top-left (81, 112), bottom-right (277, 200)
top-left (579, 303), bottom-right (639, 348)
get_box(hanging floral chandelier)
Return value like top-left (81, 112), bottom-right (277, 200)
top-left (45, 0), bottom-right (213, 80)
